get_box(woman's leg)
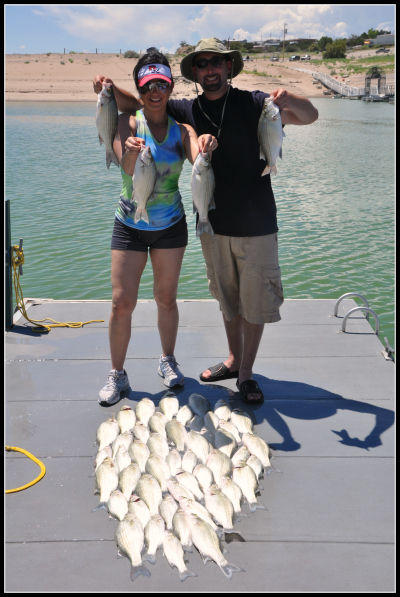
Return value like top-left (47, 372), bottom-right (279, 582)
top-left (150, 246), bottom-right (185, 356)
top-left (109, 249), bottom-right (148, 370)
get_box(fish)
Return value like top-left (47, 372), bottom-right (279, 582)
top-left (187, 513), bottom-right (244, 579)
top-left (230, 409), bottom-right (254, 435)
top-left (92, 457), bottom-right (119, 512)
top-left (165, 420), bottom-right (187, 453)
top-left (166, 449), bottom-right (182, 477)
top-left (115, 514), bottom-right (151, 581)
top-left (186, 431), bottom-right (210, 465)
top-left (147, 432), bottom-right (170, 460)
top-left (247, 454), bottom-right (264, 481)
top-left (148, 412), bottom-right (168, 439)
top-left (96, 414), bottom-right (120, 451)
top-left (191, 151), bottom-right (215, 238)
top-left (232, 461), bottom-right (266, 513)
top-left (167, 477), bottom-right (195, 503)
top-left (178, 496), bottom-right (220, 534)
top-left (206, 449), bottom-right (232, 487)
top-left (107, 489), bottom-right (129, 521)
top-left (135, 397), bottom-right (155, 426)
top-left (162, 530), bottom-right (198, 582)
top-left (95, 81), bottom-right (119, 169)
top-left (119, 462), bottom-right (141, 501)
top-left (181, 450), bottom-right (198, 474)
top-left (218, 420), bottom-right (241, 444)
top-left (204, 483), bottom-right (237, 533)
top-left (193, 463), bottom-right (215, 492)
top-left (200, 427), bottom-right (214, 446)
top-left (116, 405), bottom-right (136, 434)
top-left (128, 495), bottom-right (151, 529)
top-left (143, 514), bottom-right (165, 564)
top-left (115, 445), bottom-right (132, 474)
top-left (160, 494), bottom-right (178, 530)
top-left (132, 421), bottom-right (150, 444)
top-left (94, 445), bottom-right (113, 472)
top-left (176, 404), bottom-right (194, 427)
top-left (175, 468), bottom-right (204, 502)
top-left (112, 430), bottom-right (133, 460)
top-left (145, 454), bottom-right (171, 492)
top-left (231, 445), bottom-right (250, 467)
top-left (132, 145), bottom-right (157, 225)
top-left (214, 429), bottom-right (237, 459)
top-left (242, 433), bottom-right (281, 474)
top-left (135, 474), bottom-right (162, 516)
top-left (189, 414), bottom-right (205, 433)
top-left (172, 508), bottom-right (193, 553)
top-left (188, 393), bottom-right (211, 419)
top-left (204, 411), bottom-right (219, 434)
top-left (220, 475), bottom-right (247, 517)
top-left (214, 399), bottom-right (232, 422)
top-left (258, 97), bottom-right (284, 176)
top-left (159, 392), bottom-right (180, 421)
top-left (128, 439), bottom-right (150, 473)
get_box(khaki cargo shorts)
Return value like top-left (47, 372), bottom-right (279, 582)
top-left (200, 233), bottom-right (284, 325)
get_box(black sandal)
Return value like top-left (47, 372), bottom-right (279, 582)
top-left (236, 379), bottom-right (264, 404)
top-left (199, 363), bottom-right (239, 382)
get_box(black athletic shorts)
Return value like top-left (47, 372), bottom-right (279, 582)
top-left (111, 215), bottom-right (188, 252)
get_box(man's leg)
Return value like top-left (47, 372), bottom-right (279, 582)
top-left (239, 319), bottom-right (265, 401)
top-left (201, 313), bottom-right (243, 379)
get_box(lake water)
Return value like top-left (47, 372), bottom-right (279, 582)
top-left (5, 99), bottom-right (395, 349)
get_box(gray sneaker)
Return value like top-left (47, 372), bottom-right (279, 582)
top-left (158, 354), bottom-right (184, 388)
top-left (98, 369), bottom-right (130, 406)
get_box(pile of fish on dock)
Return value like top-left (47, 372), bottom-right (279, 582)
top-left (92, 392), bottom-right (281, 582)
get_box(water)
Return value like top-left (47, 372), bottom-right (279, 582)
top-left (5, 99), bottom-right (394, 349)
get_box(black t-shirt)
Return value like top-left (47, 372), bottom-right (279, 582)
top-left (167, 87), bottom-right (278, 237)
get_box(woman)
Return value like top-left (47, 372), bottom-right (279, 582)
top-left (98, 50), bottom-right (217, 406)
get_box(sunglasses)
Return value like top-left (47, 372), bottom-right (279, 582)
top-left (194, 56), bottom-right (225, 69)
top-left (140, 81), bottom-right (171, 94)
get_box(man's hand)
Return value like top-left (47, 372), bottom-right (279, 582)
top-left (198, 134), bottom-right (218, 154)
top-left (269, 88), bottom-right (292, 109)
top-left (93, 75), bottom-right (114, 94)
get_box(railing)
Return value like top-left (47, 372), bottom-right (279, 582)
top-left (312, 72), bottom-right (395, 97)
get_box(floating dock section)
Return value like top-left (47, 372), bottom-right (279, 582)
top-left (5, 298), bottom-right (394, 591)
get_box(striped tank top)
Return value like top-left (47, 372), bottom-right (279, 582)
top-left (116, 109), bottom-right (185, 230)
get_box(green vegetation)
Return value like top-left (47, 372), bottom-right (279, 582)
top-left (47, 52), bottom-right (52, 56)
top-left (60, 61), bottom-right (65, 65)
top-left (68, 58), bottom-right (74, 63)
top-left (69, 51), bottom-right (76, 54)
top-left (311, 54), bottom-right (394, 74)
top-left (123, 50), bottom-right (139, 58)
top-left (35, 60), bottom-right (38, 62)
top-left (242, 69), bottom-right (273, 77)
top-left (24, 61), bottom-right (29, 64)
top-left (323, 39), bottom-right (347, 59)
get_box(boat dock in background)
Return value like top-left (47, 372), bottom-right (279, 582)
top-left (5, 298), bottom-right (394, 591)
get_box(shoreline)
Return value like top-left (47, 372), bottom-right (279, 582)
top-left (6, 52), bottom-right (394, 103)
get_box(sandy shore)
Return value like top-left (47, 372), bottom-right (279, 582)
top-left (6, 52), bottom-right (394, 103)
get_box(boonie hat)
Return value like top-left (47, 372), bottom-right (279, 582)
top-left (180, 37), bottom-right (243, 82)
top-left (138, 63), bottom-right (172, 87)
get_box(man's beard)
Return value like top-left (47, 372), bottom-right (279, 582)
top-left (202, 75), bottom-right (223, 92)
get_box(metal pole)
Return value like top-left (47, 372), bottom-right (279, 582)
top-left (282, 23), bottom-right (287, 62)
top-left (5, 199), bottom-right (13, 329)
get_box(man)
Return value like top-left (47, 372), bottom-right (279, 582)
top-left (93, 38), bottom-right (318, 403)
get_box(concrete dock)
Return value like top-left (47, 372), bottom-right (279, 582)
top-left (5, 298), bottom-right (395, 591)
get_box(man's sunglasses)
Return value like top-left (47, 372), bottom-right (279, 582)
top-left (194, 56), bottom-right (225, 69)
top-left (140, 81), bottom-right (171, 94)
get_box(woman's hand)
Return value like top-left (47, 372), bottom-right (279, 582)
top-left (198, 134), bottom-right (218, 154)
top-left (125, 136), bottom-right (145, 155)
top-left (93, 75), bottom-right (114, 94)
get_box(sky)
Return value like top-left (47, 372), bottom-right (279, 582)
top-left (5, 4), bottom-right (395, 55)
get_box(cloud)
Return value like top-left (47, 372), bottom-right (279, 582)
top-left (19, 45), bottom-right (25, 49)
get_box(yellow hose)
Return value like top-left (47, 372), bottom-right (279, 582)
top-left (5, 446), bottom-right (46, 493)
top-left (11, 245), bottom-right (104, 332)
